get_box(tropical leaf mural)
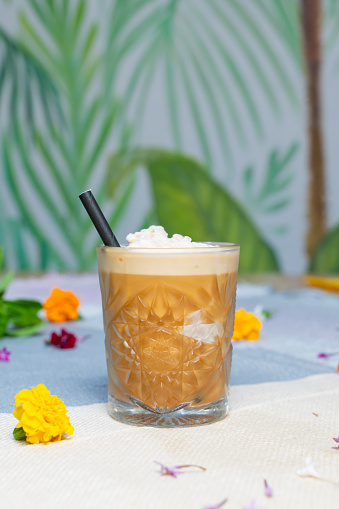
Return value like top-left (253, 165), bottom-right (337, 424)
top-left (243, 145), bottom-right (297, 212)
top-left (117, 0), bottom-right (301, 171)
top-left (107, 149), bottom-right (280, 272)
top-left (242, 143), bottom-right (298, 235)
top-left (0, 26), bottom-right (63, 132)
top-left (0, 0), bottom-right (338, 273)
top-left (1, 0), bottom-right (136, 270)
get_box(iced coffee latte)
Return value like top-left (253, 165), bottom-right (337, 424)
top-left (97, 226), bottom-right (239, 427)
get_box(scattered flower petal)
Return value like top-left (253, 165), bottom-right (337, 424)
top-left (242, 501), bottom-right (263, 509)
top-left (43, 288), bottom-right (80, 322)
top-left (297, 458), bottom-right (337, 485)
top-left (232, 309), bottom-right (262, 341)
top-left (13, 383), bottom-right (74, 444)
top-left (264, 479), bottom-right (273, 497)
top-left (297, 458), bottom-right (321, 479)
top-left (45, 329), bottom-right (79, 349)
top-left (154, 461), bottom-right (206, 478)
top-left (317, 351), bottom-right (339, 359)
top-left (332, 437), bottom-right (339, 450)
top-left (154, 461), bottom-right (181, 478)
top-left (202, 498), bottom-right (227, 509)
top-left (0, 347), bottom-right (11, 362)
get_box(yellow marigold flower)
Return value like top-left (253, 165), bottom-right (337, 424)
top-left (232, 309), bottom-right (262, 341)
top-left (43, 287), bottom-right (80, 322)
top-left (13, 384), bottom-right (74, 444)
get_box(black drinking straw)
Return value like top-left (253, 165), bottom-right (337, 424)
top-left (79, 190), bottom-right (120, 247)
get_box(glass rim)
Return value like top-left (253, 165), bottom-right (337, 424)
top-left (97, 242), bottom-right (240, 255)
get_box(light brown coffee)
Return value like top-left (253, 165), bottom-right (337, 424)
top-left (99, 264), bottom-right (237, 412)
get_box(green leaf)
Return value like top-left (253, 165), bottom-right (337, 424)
top-left (81, 24), bottom-right (98, 60)
top-left (1, 299), bottom-right (42, 335)
top-left (0, 25), bottom-right (63, 134)
top-left (178, 28), bottom-right (234, 167)
top-left (176, 56), bottom-right (213, 169)
top-left (9, 219), bottom-right (29, 270)
top-left (243, 143), bottom-right (297, 217)
top-left (0, 302), bottom-right (9, 337)
top-left (0, 270), bottom-right (15, 298)
top-left (259, 145), bottom-right (298, 201)
top-left (81, 99), bottom-right (120, 183)
top-left (220, 2), bottom-right (299, 106)
top-left (262, 309), bottom-right (273, 319)
top-left (309, 223), bottom-right (339, 274)
top-left (7, 321), bottom-right (44, 337)
top-left (207, 2), bottom-right (280, 117)
top-left (2, 130), bottom-right (74, 268)
top-left (10, 315), bottom-right (43, 329)
top-left (3, 299), bottom-right (42, 315)
top-left (111, 150), bottom-right (279, 272)
top-left (72, 0), bottom-right (86, 39)
top-left (13, 427), bottom-right (27, 441)
top-left (108, 174), bottom-right (136, 229)
top-left (186, 7), bottom-right (264, 139)
top-left (262, 198), bottom-right (291, 213)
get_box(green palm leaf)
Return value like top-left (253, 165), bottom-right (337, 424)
top-left (2, 131), bottom-right (68, 269)
top-left (0, 26), bottom-right (63, 132)
top-left (107, 149), bottom-right (280, 272)
top-left (309, 223), bottom-right (339, 273)
top-left (243, 143), bottom-right (298, 213)
top-left (1, 0), bottom-right (140, 270)
top-left (117, 0), bottom-right (301, 173)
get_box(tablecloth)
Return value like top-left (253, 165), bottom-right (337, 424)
top-left (1, 275), bottom-right (338, 508)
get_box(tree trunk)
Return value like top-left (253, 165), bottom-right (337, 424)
top-left (300, 0), bottom-right (326, 258)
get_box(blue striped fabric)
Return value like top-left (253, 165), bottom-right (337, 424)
top-left (1, 278), bottom-right (338, 413)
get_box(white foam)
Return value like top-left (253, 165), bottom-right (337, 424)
top-left (97, 226), bottom-right (239, 275)
top-left (126, 225), bottom-right (211, 248)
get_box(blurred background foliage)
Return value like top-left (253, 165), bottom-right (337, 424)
top-left (0, 0), bottom-right (339, 273)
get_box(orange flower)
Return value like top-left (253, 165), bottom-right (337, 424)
top-left (305, 275), bottom-right (339, 293)
top-left (232, 309), bottom-right (262, 341)
top-left (43, 288), bottom-right (80, 322)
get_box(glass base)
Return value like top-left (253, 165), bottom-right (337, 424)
top-left (108, 394), bottom-right (229, 427)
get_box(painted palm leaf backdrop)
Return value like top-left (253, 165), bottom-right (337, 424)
top-left (0, 0), bottom-right (339, 272)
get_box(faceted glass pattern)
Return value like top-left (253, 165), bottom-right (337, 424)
top-left (99, 269), bottom-right (237, 426)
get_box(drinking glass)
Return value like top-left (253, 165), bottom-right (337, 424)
top-left (97, 243), bottom-right (239, 427)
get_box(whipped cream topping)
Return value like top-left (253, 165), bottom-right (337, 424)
top-left (126, 225), bottom-right (213, 248)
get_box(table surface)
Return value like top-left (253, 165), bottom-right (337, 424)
top-left (1, 274), bottom-right (339, 509)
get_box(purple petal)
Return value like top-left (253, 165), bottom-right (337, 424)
top-left (242, 501), bottom-right (263, 509)
top-left (318, 351), bottom-right (339, 359)
top-left (0, 347), bottom-right (11, 362)
top-left (154, 461), bottom-right (180, 478)
top-left (332, 446), bottom-right (339, 450)
top-left (333, 437), bottom-right (339, 443)
top-left (264, 479), bottom-right (273, 497)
